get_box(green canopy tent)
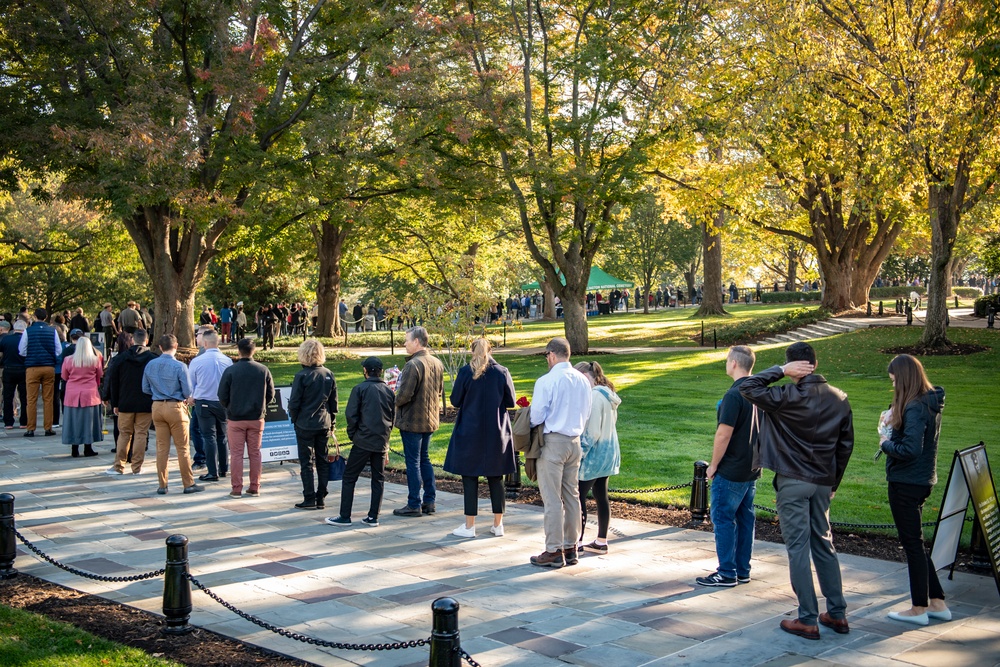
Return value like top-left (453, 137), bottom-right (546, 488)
top-left (520, 266), bottom-right (634, 291)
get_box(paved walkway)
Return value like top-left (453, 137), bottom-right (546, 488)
top-left (2, 432), bottom-right (999, 666)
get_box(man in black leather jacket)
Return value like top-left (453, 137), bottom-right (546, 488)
top-left (740, 342), bottom-right (854, 641)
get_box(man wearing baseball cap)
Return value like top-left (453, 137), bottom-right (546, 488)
top-left (325, 357), bottom-right (395, 527)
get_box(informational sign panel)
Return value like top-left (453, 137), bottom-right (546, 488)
top-left (259, 386), bottom-right (298, 462)
top-left (89, 331), bottom-right (105, 357)
top-left (930, 442), bottom-right (1000, 596)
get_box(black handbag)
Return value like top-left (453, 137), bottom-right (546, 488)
top-left (328, 438), bottom-right (345, 481)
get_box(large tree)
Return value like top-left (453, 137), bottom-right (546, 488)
top-left (800, 0), bottom-right (1000, 348)
top-left (0, 0), bottom-right (340, 346)
top-left (450, 0), bottom-right (705, 352)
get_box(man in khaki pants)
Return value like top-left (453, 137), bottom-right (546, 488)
top-left (141, 334), bottom-right (203, 495)
top-left (105, 329), bottom-right (156, 476)
top-left (528, 337), bottom-right (593, 568)
top-left (17, 308), bottom-right (61, 438)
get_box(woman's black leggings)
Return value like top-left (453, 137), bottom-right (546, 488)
top-left (462, 475), bottom-right (504, 516)
top-left (579, 476), bottom-right (611, 541)
top-left (888, 481), bottom-right (945, 607)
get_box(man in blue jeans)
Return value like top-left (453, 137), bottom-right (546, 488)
top-left (698, 345), bottom-right (759, 588)
top-left (392, 327), bottom-right (444, 517)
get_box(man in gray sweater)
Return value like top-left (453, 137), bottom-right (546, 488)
top-left (218, 338), bottom-right (275, 498)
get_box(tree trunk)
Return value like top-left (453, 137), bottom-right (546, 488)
top-left (542, 280), bottom-right (556, 319)
top-left (643, 280), bottom-right (651, 314)
top-left (922, 182), bottom-right (961, 349)
top-left (684, 265), bottom-right (697, 303)
top-left (124, 205), bottom-right (223, 349)
top-left (560, 292), bottom-right (589, 355)
top-left (787, 245), bottom-right (798, 291)
top-left (312, 219), bottom-right (350, 338)
top-left (696, 213), bottom-right (727, 317)
top-left (818, 258), bottom-right (853, 311)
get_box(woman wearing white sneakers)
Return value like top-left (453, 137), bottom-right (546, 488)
top-left (443, 338), bottom-right (516, 538)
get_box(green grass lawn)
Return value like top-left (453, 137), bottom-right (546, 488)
top-left (268, 326), bottom-right (1000, 534)
top-left (0, 604), bottom-right (180, 667)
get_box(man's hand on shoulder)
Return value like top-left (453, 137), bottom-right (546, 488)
top-left (781, 360), bottom-right (814, 379)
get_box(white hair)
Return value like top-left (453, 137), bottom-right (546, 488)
top-left (71, 336), bottom-right (99, 368)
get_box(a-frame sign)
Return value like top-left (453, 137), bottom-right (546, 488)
top-left (929, 442), bottom-right (1000, 596)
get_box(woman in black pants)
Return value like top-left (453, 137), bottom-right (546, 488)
top-left (881, 354), bottom-right (951, 626)
top-left (443, 338), bottom-right (516, 538)
top-left (287, 340), bottom-right (338, 511)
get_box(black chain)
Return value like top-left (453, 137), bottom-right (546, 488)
top-left (186, 574), bottom-right (430, 652)
top-left (751, 504), bottom-right (938, 529)
top-left (458, 647), bottom-right (483, 666)
top-left (608, 482), bottom-right (692, 494)
top-left (13, 528), bottom-right (165, 582)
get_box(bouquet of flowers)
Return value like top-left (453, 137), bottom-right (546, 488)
top-left (877, 408), bottom-right (893, 444)
top-left (516, 396), bottom-right (530, 408)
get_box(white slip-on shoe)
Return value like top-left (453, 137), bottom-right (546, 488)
top-left (887, 611), bottom-right (929, 626)
top-left (452, 524), bottom-right (476, 538)
top-left (926, 609), bottom-right (952, 621)
top-left (490, 524), bottom-right (504, 537)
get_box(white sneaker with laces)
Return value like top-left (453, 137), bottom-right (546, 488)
top-left (489, 524), bottom-right (504, 537)
top-left (452, 524), bottom-right (476, 538)
top-left (104, 467), bottom-right (123, 476)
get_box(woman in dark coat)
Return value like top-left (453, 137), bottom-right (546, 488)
top-left (444, 338), bottom-right (515, 538)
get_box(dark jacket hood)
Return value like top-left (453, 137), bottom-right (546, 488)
top-left (920, 386), bottom-right (945, 415)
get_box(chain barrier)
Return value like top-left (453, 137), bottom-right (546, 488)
top-left (13, 527), bottom-right (165, 582)
top-left (458, 647), bottom-right (483, 666)
top-left (608, 482), bottom-right (692, 494)
top-left (186, 573), bottom-right (431, 652)
top-left (389, 447), bottom-right (446, 470)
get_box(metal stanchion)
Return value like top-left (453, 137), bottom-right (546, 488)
top-left (867, 301), bottom-right (872, 317)
top-left (0, 493), bottom-right (17, 579)
top-left (689, 461), bottom-right (709, 525)
top-left (390, 327), bottom-right (395, 355)
top-left (906, 305), bottom-right (913, 326)
top-left (429, 597), bottom-right (462, 667)
top-left (878, 301), bottom-right (884, 316)
top-left (162, 535), bottom-right (193, 635)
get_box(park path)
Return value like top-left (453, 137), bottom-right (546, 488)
top-left (2, 430), bottom-right (999, 666)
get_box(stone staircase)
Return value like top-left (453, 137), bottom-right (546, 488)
top-left (756, 318), bottom-right (867, 346)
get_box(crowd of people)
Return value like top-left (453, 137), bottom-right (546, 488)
top-left (0, 300), bottom-right (958, 639)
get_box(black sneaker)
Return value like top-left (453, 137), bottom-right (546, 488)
top-left (325, 516), bottom-right (351, 527)
top-left (737, 575), bottom-right (751, 584)
top-left (696, 572), bottom-right (737, 587)
top-left (295, 501), bottom-right (318, 510)
top-left (361, 516), bottom-right (379, 527)
top-left (393, 505), bottom-right (422, 517)
top-left (421, 503), bottom-right (436, 515)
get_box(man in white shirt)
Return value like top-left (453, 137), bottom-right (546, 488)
top-left (529, 337), bottom-right (593, 568)
top-left (188, 331), bottom-right (233, 482)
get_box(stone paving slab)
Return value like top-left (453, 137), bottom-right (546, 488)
top-left (1, 431), bottom-right (999, 666)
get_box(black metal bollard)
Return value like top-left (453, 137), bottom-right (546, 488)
top-left (701, 321), bottom-right (705, 346)
top-left (906, 305), bottom-right (913, 326)
top-left (878, 300), bottom-right (884, 316)
top-left (503, 320), bottom-right (507, 347)
top-left (988, 305), bottom-right (996, 329)
top-left (162, 535), bottom-right (193, 635)
top-left (429, 597), bottom-right (462, 667)
top-left (390, 327), bottom-right (395, 355)
top-left (713, 329), bottom-right (717, 349)
top-left (689, 461), bottom-right (709, 524)
top-left (505, 452), bottom-right (522, 500)
top-left (867, 301), bottom-right (872, 317)
top-left (954, 296), bottom-right (959, 308)
top-left (0, 493), bottom-right (17, 579)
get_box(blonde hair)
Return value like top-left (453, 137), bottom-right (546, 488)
top-left (297, 339), bottom-right (326, 367)
top-left (574, 360), bottom-right (615, 392)
top-left (470, 337), bottom-right (493, 380)
top-left (72, 336), bottom-right (100, 368)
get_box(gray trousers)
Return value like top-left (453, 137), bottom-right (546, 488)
top-left (774, 474), bottom-right (848, 625)
top-left (537, 433), bottom-right (582, 553)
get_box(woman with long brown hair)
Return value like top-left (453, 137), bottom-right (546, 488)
top-left (443, 337), bottom-right (516, 538)
top-left (880, 354), bottom-right (950, 626)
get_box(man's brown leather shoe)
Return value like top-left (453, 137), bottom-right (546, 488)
top-left (529, 550), bottom-right (565, 568)
top-left (780, 618), bottom-right (820, 640)
top-left (819, 612), bottom-right (850, 634)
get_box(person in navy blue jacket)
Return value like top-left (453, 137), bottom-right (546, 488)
top-left (443, 338), bottom-right (516, 538)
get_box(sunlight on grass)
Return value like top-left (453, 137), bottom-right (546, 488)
top-left (272, 326), bottom-right (999, 532)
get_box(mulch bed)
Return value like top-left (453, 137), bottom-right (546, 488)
top-left (882, 343), bottom-right (991, 356)
top-left (0, 575), bottom-right (314, 667)
top-left (3, 469), bottom-right (990, 666)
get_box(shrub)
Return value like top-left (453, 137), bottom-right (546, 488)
top-left (224, 348), bottom-right (358, 363)
top-left (713, 307), bottom-right (828, 346)
top-left (868, 286), bottom-right (926, 299)
top-left (953, 287), bottom-right (983, 299)
top-left (761, 290), bottom-right (822, 303)
top-left (974, 294), bottom-right (1000, 317)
